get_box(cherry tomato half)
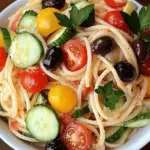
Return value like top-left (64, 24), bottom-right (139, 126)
top-left (20, 66), bottom-right (48, 93)
top-left (104, 0), bottom-right (127, 8)
top-left (61, 121), bottom-right (92, 150)
top-left (62, 40), bottom-right (87, 71)
top-left (140, 56), bottom-right (150, 76)
top-left (104, 10), bottom-right (129, 32)
top-left (0, 47), bottom-right (7, 71)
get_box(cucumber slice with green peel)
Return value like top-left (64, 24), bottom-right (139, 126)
top-left (67, 0), bottom-right (85, 4)
top-left (124, 113), bottom-right (150, 128)
top-left (47, 27), bottom-right (76, 47)
top-left (0, 28), bottom-right (12, 52)
top-left (9, 32), bottom-right (44, 69)
top-left (17, 10), bottom-right (37, 33)
top-left (105, 127), bottom-right (128, 143)
top-left (26, 104), bottom-right (60, 142)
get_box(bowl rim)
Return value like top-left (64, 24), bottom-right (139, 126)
top-left (0, 1), bottom-right (150, 150)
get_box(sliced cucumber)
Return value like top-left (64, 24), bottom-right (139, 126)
top-left (9, 32), bottom-right (43, 69)
top-left (124, 113), bottom-right (150, 128)
top-left (47, 27), bottom-right (76, 47)
top-left (123, 1), bottom-right (137, 15)
top-left (66, 0), bottom-right (84, 4)
top-left (26, 104), bottom-right (60, 142)
top-left (17, 10), bottom-right (37, 33)
top-left (105, 126), bottom-right (127, 143)
top-left (36, 92), bottom-right (48, 105)
top-left (75, 1), bottom-right (95, 27)
top-left (0, 28), bottom-right (11, 52)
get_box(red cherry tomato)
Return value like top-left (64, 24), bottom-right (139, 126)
top-left (61, 121), bottom-right (92, 150)
top-left (10, 121), bottom-right (19, 131)
top-left (60, 113), bottom-right (75, 125)
top-left (62, 40), bottom-right (87, 71)
top-left (20, 66), bottom-right (48, 93)
top-left (0, 47), bottom-right (7, 71)
top-left (104, 10), bottom-right (129, 32)
top-left (82, 86), bottom-right (94, 98)
top-left (140, 56), bottom-right (150, 76)
top-left (104, 0), bottom-right (126, 8)
top-left (11, 14), bottom-right (22, 32)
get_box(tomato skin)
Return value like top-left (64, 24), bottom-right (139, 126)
top-left (61, 121), bottom-right (92, 150)
top-left (60, 113), bottom-right (75, 125)
top-left (11, 14), bottom-right (22, 32)
top-left (20, 66), bottom-right (48, 93)
top-left (48, 85), bottom-right (77, 113)
top-left (10, 121), bottom-right (19, 131)
top-left (104, 10), bottom-right (129, 32)
top-left (36, 8), bottom-right (61, 37)
top-left (82, 86), bottom-right (93, 98)
top-left (62, 40), bottom-right (87, 71)
top-left (104, 0), bottom-right (126, 8)
top-left (0, 47), bottom-right (7, 71)
top-left (140, 56), bottom-right (150, 76)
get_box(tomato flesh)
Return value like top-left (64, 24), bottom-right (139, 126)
top-left (62, 40), bottom-right (87, 72)
top-left (105, 0), bottom-right (126, 8)
top-left (104, 10), bottom-right (129, 32)
top-left (140, 56), bottom-right (150, 76)
top-left (61, 121), bottom-right (92, 150)
top-left (0, 47), bottom-right (7, 71)
top-left (10, 121), bottom-right (19, 131)
top-left (11, 14), bottom-right (22, 32)
top-left (20, 66), bottom-right (48, 93)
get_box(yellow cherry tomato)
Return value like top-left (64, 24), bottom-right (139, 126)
top-left (48, 85), bottom-right (77, 113)
top-left (36, 8), bottom-right (61, 37)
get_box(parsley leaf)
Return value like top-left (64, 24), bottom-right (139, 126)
top-left (55, 5), bottom-right (94, 29)
top-left (54, 12), bottom-right (75, 29)
top-left (72, 105), bottom-right (90, 118)
top-left (139, 5), bottom-right (150, 30)
top-left (121, 11), bottom-right (140, 34)
top-left (95, 81), bottom-right (125, 110)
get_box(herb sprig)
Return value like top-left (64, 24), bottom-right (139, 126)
top-left (95, 81), bottom-right (124, 110)
top-left (72, 105), bottom-right (90, 118)
top-left (121, 5), bottom-right (150, 34)
top-left (54, 5), bottom-right (94, 29)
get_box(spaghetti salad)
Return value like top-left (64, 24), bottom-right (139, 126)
top-left (0, 0), bottom-right (150, 150)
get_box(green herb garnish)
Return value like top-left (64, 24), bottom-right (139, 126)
top-left (95, 81), bottom-right (125, 110)
top-left (121, 5), bottom-right (150, 34)
top-left (72, 104), bottom-right (90, 118)
top-left (139, 5), bottom-right (150, 30)
top-left (54, 5), bottom-right (94, 29)
top-left (121, 11), bottom-right (140, 34)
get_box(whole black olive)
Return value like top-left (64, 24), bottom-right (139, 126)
top-left (114, 61), bottom-right (136, 82)
top-left (43, 47), bottom-right (63, 70)
top-left (92, 36), bottom-right (114, 55)
top-left (45, 140), bottom-right (67, 150)
top-left (42, 0), bottom-right (65, 9)
top-left (132, 39), bottom-right (148, 63)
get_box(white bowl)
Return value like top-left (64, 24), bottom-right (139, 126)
top-left (0, 1), bottom-right (150, 150)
